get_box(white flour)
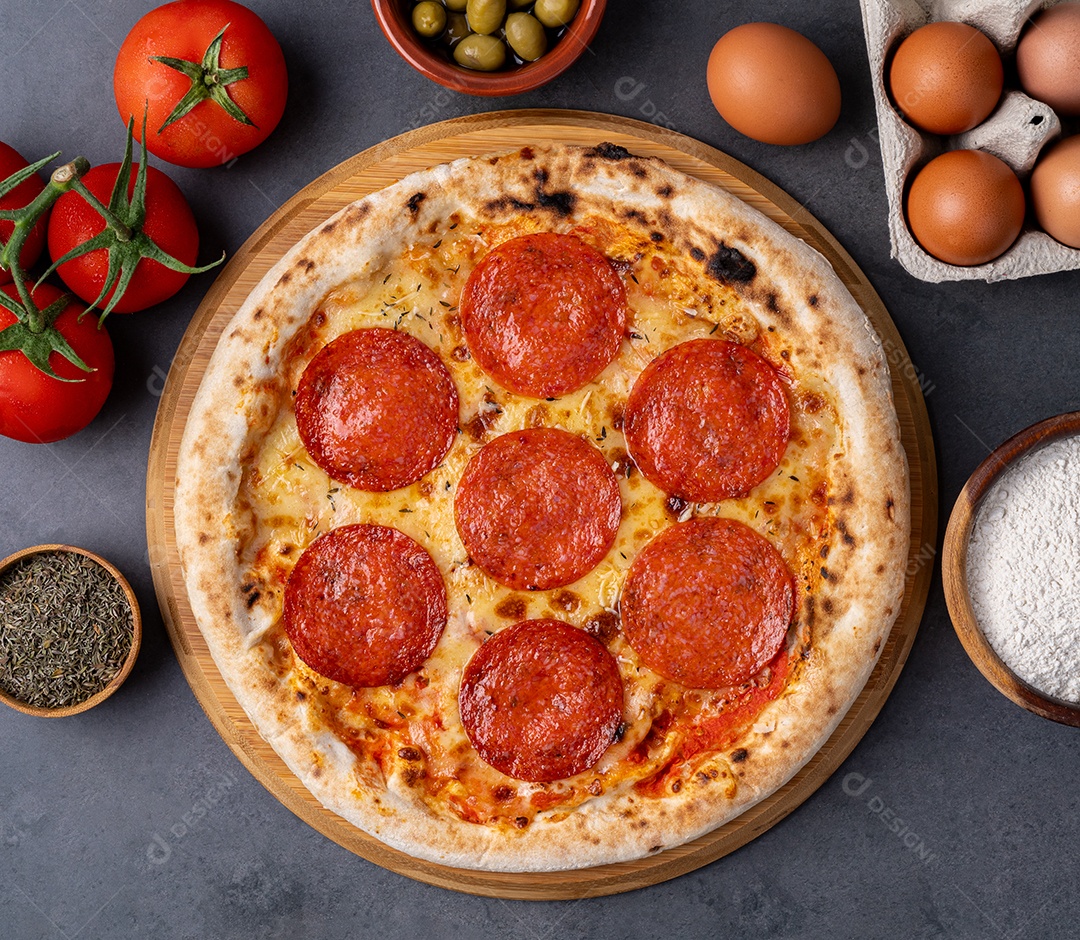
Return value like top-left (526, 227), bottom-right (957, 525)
top-left (967, 434), bottom-right (1080, 704)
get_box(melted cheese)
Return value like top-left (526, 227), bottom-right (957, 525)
top-left (239, 216), bottom-right (839, 827)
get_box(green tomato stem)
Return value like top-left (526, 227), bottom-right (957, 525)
top-left (3, 158), bottom-right (90, 334)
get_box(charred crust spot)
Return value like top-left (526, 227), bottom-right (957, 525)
top-left (198, 532), bottom-right (210, 545)
top-left (671, 779), bottom-right (682, 793)
top-left (552, 590), bottom-right (580, 614)
top-left (584, 610), bottom-right (620, 643)
top-left (312, 766), bottom-right (323, 779)
top-left (321, 220), bottom-right (338, 235)
top-left (622, 207), bottom-right (648, 226)
top-left (533, 167), bottom-right (548, 184)
top-left (279, 545), bottom-right (293, 556)
top-left (629, 163), bottom-right (647, 178)
top-left (406, 192), bottom-right (426, 214)
top-left (485, 195), bottom-right (535, 214)
top-left (819, 544), bottom-right (830, 559)
top-left (876, 563), bottom-right (886, 574)
top-left (398, 746), bottom-right (422, 761)
top-left (780, 740), bottom-right (791, 749)
top-left (873, 638), bottom-right (882, 655)
top-left (886, 497), bottom-right (895, 520)
top-left (296, 690), bottom-right (306, 702)
top-left (657, 184), bottom-right (674, 198)
top-left (837, 519), bottom-right (856, 546)
top-left (766, 292), bottom-right (780, 314)
top-left (808, 294), bottom-right (819, 307)
top-left (822, 598), bottom-right (834, 614)
top-left (253, 307), bottom-right (264, 321)
top-left (277, 271), bottom-right (291, 286)
top-left (820, 566), bottom-right (831, 581)
top-left (245, 590), bottom-right (261, 609)
top-left (731, 748), bottom-right (749, 763)
top-left (346, 202), bottom-right (371, 223)
top-left (513, 816), bottom-right (529, 829)
top-left (535, 186), bottom-right (575, 217)
top-left (402, 767), bottom-right (426, 786)
top-left (706, 243), bottom-right (756, 284)
top-left (493, 785), bottom-right (514, 801)
top-left (451, 344), bottom-right (470, 362)
top-left (665, 495), bottom-right (689, 518)
top-left (589, 142), bottom-right (634, 161)
top-left (635, 819), bottom-right (648, 829)
top-left (689, 246), bottom-right (706, 262)
top-left (297, 258), bottom-right (315, 272)
top-left (495, 596), bottom-right (527, 620)
top-left (830, 488), bottom-right (856, 507)
top-left (650, 231), bottom-right (664, 243)
top-left (520, 146), bottom-right (535, 160)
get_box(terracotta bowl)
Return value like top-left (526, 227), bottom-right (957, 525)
top-left (0, 544), bottom-right (142, 718)
top-left (371, 0), bottom-right (607, 97)
top-left (943, 412), bottom-right (1080, 728)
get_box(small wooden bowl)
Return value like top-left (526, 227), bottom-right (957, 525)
top-left (371, 0), bottom-right (607, 97)
top-left (943, 412), bottom-right (1080, 728)
top-left (0, 544), bottom-right (142, 718)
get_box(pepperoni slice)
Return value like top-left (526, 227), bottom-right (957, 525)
top-left (454, 428), bottom-right (622, 591)
top-left (459, 619), bottom-right (624, 782)
top-left (460, 233), bottom-right (627, 398)
top-left (283, 524), bottom-right (447, 688)
top-left (295, 328), bottom-right (458, 492)
top-left (624, 339), bottom-right (790, 502)
top-left (620, 517), bottom-right (794, 689)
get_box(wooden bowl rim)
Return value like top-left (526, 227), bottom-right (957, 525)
top-left (0, 543), bottom-right (142, 719)
top-left (943, 411), bottom-right (1080, 728)
top-left (370, 0), bottom-right (607, 97)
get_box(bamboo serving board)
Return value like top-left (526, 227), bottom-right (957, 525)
top-left (146, 110), bottom-right (938, 899)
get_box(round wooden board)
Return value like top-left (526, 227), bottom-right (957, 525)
top-left (146, 109), bottom-right (938, 899)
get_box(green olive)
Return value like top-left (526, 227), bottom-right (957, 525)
top-left (444, 0), bottom-right (468, 10)
top-left (466, 0), bottom-right (506, 35)
top-left (443, 11), bottom-right (470, 44)
top-left (533, 0), bottom-right (579, 28)
top-left (453, 32), bottom-right (507, 70)
top-left (505, 12), bottom-right (547, 60)
top-left (412, 1), bottom-right (448, 38)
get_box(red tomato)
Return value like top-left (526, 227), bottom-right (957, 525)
top-left (0, 283), bottom-right (114, 443)
top-left (114, 0), bottom-right (288, 168)
top-left (47, 162), bottom-right (199, 313)
top-left (0, 142), bottom-right (47, 285)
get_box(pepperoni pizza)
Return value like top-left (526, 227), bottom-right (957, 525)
top-left (174, 144), bottom-right (909, 872)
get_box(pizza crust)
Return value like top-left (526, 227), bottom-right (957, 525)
top-left (174, 143), bottom-right (909, 872)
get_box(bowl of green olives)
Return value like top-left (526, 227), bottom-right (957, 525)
top-left (372, 0), bottom-right (606, 96)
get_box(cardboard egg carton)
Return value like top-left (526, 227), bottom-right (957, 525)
top-left (859, 0), bottom-right (1080, 281)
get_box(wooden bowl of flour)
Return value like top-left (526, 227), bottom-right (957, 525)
top-left (944, 412), bottom-right (1080, 728)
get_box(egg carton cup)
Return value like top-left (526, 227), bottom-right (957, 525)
top-left (859, 0), bottom-right (1080, 282)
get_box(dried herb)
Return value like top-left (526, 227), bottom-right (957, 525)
top-left (0, 552), bottom-right (134, 708)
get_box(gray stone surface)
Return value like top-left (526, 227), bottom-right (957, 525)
top-left (1, 1), bottom-right (1077, 937)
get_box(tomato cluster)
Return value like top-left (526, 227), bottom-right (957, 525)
top-left (0, 0), bottom-right (287, 443)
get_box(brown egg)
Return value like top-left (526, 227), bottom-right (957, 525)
top-left (888, 22), bottom-right (1003, 134)
top-left (1018, 3), bottom-right (1080, 117)
top-left (1030, 136), bottom-right (1080, 248)
top-left (706, 23), bottom-right (841, 146)
top-left (906, 150), bottom-right (1025, 266)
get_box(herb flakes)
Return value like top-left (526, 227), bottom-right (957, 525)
top-left (0, 552), bottom-right (134, 709)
